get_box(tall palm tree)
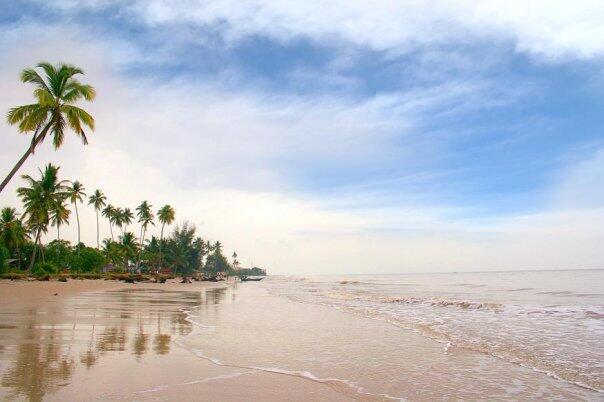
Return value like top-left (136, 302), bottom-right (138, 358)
top-left (101, 204), bottom-right (116, 241)
top-left (157, 205), bottom-right (175, 269)
top-left (122, 208), bottom-right (134, 233)
top-left (17, 163), bottom-right (69, 270)
top-left (88, 189), bottom-right (106, 249)
top-left (135, 201), bottom-right (154, 270)
top-left (0, 207), bottom-right (29, 269)
top-left (113, 207), bottom-right (125, 236)
top-left (50, 199), bottom-right (70, 241)
top-left (1, 62), bottom-right (96, 194)
top-left (66, 180), bottom-right (86, 252)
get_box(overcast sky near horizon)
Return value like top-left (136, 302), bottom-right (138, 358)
top-left (1, 1), bottom-right (604, 274)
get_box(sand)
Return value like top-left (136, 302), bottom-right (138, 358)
top-left (0, 279), bottom-right (361, 401)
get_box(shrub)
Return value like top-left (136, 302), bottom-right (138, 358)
top-left (70, 248), bottom-right (106, 273)
top-left (32, 262), bottom-right (58, 277)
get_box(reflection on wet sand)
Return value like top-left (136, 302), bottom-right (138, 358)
top-left (0, 287), bottom-right (229, 401)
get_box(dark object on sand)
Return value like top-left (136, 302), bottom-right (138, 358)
top-left (156, 275), bottom-right (167, 283)
top-left (240, 276), bottom-right (264, 282)
top-left (37, 274), bottom-right (50, 281)
top-left (124, 277), bottom-right (135, 283)
top-left (58, 276), bottom-right (68, 282)
top-left (181, 277), bottom-right (192, 284)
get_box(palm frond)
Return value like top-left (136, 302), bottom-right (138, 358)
top-left (20, 68), bottom-right (51, 93)
top-left (37, 62), bottom-right (59, 96)
top-left (62, 81), bottom-right (96, 103)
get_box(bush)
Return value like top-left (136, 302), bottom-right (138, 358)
top-left (32, 262), bottom-right (58, 277)
top-left (70, 248), bottom-right (106, 273)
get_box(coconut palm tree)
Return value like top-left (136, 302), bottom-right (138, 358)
top-left (101, 204), bottom-right (116, 241)
top-left (157, 205), bottom-right (175, 269)
top-left (135, 201), bottom-right (154, 270)
top-left (113, 207), bottom-right (125, 236)
top-left (122, 208), bottom-right (134, 233)
top-left (1, 62), bottom-right (96, 195)
top-left (50, 199), bottom-right (70, 241)
top-left (120, 231), bottom-right (138, 269)
top-left (0, 207), bottom-right (29, 268)
top-left (88, 190), bottom-right (106, 249)
top-left (17, 163), bottom-right (69, 270)
top-left (66, 180), bottom-right (86, 252)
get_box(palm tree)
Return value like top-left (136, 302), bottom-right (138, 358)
top-left (113, 207), bottom-right (125, 236)
top-left (213, 241), bottom-right (223, 253)
top-left (157, 205), bottom-right (175, 269)
top-left (119, 231), bottom-right (138, 269)
top-left (66, 180), bottom-right (86, 252)
top-left (0, 207), bottom-right (29, 268)
top-left (50, 199), bottom-right (70, 241)
top-left (122, 208), bottom-right (134, 233)
top-left (88, 190), bottom-right (106, 249)
top-left (135, 201), bottom-right (154, 270)
top-left (101, 204), bottom-right (116, 241)
top-left (17, 163), bottom-right (69, 270)
top-left (1, 63), bottom-right (96, 194)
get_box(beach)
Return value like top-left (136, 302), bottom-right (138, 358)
top-left (0, 272), bottom-right (602, 401)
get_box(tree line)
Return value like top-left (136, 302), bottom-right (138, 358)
top-left (0, 62), bottom-right (241, 278)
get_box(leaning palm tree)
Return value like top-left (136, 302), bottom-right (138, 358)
top-left (135, 201), bottom-right (154, 270)
top-left (66, 180), bottom-right (86, 252)
top-left (157, 205), bottom-right (175, 269)
top-left (17, 164), bottom-right (69, 270)
top-left (88, 189), bottom-right (106, 249)
top-left (101, 204), bottom-right (116, 241)
top-left (1, 62), bottom-right (96, 194)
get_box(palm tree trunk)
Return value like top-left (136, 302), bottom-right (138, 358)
top-left (136, 227), bottom-right (145, 271)
top-left (28, 230), bottom-right (41, 271)
top-left (0, 123), bottom-right (51, 195)
top-left (96, 210), bottom-right (100, 249)
top-left (109, 222), bottom-right (114, 241)
top-left (159, 222), bottom-right (165, 271)
top-left (75, 201), bottom-right (81, 253)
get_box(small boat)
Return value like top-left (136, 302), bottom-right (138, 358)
top-left (240, 276), bottom-right (265, 282)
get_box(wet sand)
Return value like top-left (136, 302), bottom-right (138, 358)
top-left (0, 280), bottom-right (355, 401)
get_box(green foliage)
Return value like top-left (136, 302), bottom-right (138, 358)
top-left (237, 267), bottom-right (267, 276)
top-left (70, 247), bottom-right (106, 273)
top-left (32, 262), bottom-right (58, 277)
top-left (205, 250), bottom-right (230, 275)
top-left (164, 223), bottom-right (204, 275)
top-left (45, 239), bottom-right (72, 268)
top-left (0, 244), bottom-right (9, 274)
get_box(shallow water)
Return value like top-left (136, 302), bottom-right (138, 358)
top-left (260, 270), bottom-right (604, 393)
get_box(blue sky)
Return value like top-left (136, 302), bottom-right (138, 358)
top-left (1, 1), bottom-right (604, 273)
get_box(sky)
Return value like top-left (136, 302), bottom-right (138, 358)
top-left (1, 1), bottom-right (604, 274)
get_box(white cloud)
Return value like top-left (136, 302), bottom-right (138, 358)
top-left (39, 0), bottom-right (604, 61)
